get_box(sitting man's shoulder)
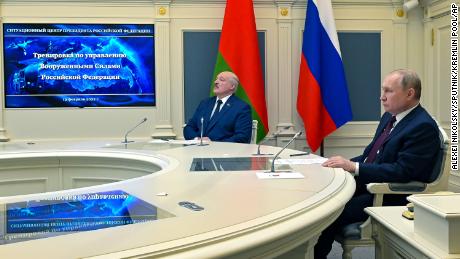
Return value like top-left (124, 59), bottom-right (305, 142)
top-left (229, 95), bottom-right (250, 107)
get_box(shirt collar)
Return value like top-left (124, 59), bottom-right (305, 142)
top-left (393, 103), bottom-right (419, 127)
top-left (216, 94), bottom-right (231, 106)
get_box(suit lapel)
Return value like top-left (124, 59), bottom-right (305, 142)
top-left (202, 97), bottom-right (216, 133)
top-left (371, 113), bottom-right (391, 144)
top-left (363, 113), bottom-right (391, 158)
top-left (206, 95), bottom-right (234, 133)
top-left (383, 105), bottom-right (421, 145)
top-left (377, 115), bottom-right (391, 136)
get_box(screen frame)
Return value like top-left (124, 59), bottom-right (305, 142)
top-left (2, 23), bottom-right (156, 109)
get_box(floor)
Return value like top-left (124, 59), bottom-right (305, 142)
top-left (277, 241), bottom-right (375, 259)
top-left (327, 241), bottom-right (375, 259)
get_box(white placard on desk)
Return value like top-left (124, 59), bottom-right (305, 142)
top-left (275, 158), bottom-right (327, 165)
top-left (148, 139), bottom-right (169, 144)
top-left (256, 172), bottom-right (304, 179)
top-left (148, 139), bottom-right (202, 145)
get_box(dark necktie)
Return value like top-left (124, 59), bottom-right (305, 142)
top-left (365, 115), bottom-right (396, 163)
top-left (211, 99), bottom-right (223, 118)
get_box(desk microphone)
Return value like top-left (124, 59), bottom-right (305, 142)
top-left (198, 117), bottom-right (209, 146)
top-left (253, 126), bottom-right (290, 156)
top-left (266, 131), bottom-right (302, 173)
top-left (122, 117), bottom-right (147, 143)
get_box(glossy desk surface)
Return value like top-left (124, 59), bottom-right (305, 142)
top-left (0, 140), bottom-right (355, 258)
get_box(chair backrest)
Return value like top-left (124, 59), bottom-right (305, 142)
top-left (426, 123), bottom-right (450, 190)
top-left (387, 122), bottom-right (450, 193)
top-left (250, 120), bottom-right (258, 144)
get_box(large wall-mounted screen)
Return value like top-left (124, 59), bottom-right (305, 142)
top-left (3, 23), bottom-right (155, 108)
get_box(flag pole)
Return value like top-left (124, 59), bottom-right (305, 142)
top-left (320, 140), bottom-right (324, 157)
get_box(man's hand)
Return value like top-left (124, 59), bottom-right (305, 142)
top-left (322, 156), bottom-right (356, 173)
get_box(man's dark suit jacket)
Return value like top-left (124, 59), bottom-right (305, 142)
top-left (184, 95), bottom-right (252, 143)
top-left (314, 105), bottom-right (441, 258)
top-left (352, 105), bottom-right (440, 200)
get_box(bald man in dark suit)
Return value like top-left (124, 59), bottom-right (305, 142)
top-left (315, 69), bottom-right (441, 258)
top-left (184, 71), bottom-right (252, 143)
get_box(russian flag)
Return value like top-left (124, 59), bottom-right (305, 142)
top-left (297, 0), bottom-right (352, 152)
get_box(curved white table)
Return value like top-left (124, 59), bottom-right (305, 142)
top-left (0, 141), bottom-right (355, 259)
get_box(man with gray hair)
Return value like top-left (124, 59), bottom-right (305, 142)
top-left (184, 71), bottom-right (252, 143)
top-left (315, 69), bottom-right (441, 258)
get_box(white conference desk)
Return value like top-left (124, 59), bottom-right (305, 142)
top-left (0, 140), bottom-right (355, 259)
top-left (366, 206), bottom-right (460, 259)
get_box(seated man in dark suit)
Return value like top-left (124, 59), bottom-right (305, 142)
top-left (184, 71), bottom-right (252, 143)
top-left (315, 69), bottom-right (441, 258)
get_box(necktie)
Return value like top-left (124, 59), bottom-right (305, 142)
top-left (365, 115), bottom-right (396, 163)
top-left (211, 99), bottom-right (223, 119)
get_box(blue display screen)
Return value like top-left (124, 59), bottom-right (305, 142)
top-left (3, 23), bottom-right (155, 108)
top-left (0, 190), bottom-right (171, 244)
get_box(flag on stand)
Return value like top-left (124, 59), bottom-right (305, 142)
top-left (297, 0), bottom-right (352, 152)
top-left (212, 0), bottom-right (268, 143)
